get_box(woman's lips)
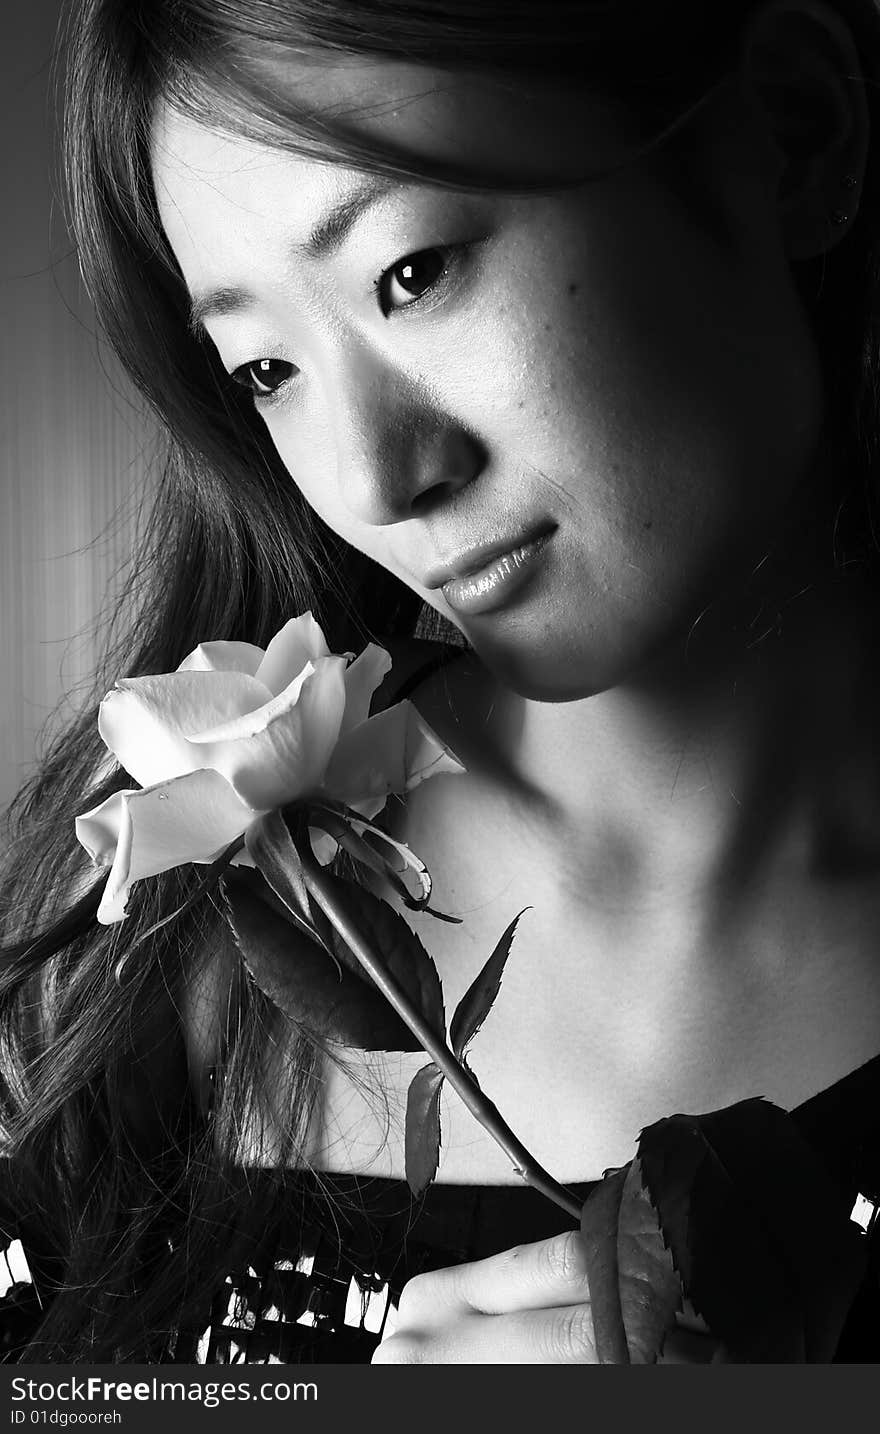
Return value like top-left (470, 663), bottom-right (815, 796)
top-left (439, 530), bottom-right (554, 615)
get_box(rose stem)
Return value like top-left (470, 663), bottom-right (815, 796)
top-left (298, 850), bottom-right (583, 1222)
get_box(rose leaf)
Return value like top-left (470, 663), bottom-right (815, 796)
top-left (405, 1061), bottom-right (445, 1197)
top-left (579, 1165), bottom-right (631, 1364)
top-left (579, 1158), bottom-right (681, 1364)
top-left (616, 1157), bottom-right (683, 1362)
top-left (312, 869), bottom-right (446, 1042)
top-left (220, 872), bottom-right (421, 1051)
top-left (637, 1097), bottom-right (870, 1362)
top-left (224, 862), bottom-right (334, 956)
top-left (449, 908), bottom-right (529, 1060)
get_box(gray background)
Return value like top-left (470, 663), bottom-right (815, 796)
top-left (0, 3), bottom-right (154, 814)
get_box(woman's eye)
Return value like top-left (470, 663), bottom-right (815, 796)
top-left (230, 358), bottom-right (297, 399)
top-left (376, 247), bottom-right (450, 316)
top-left (229, 246), bottom-right (457, 396)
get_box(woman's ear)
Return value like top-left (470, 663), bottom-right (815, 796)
top-left (741, 0), bottom-right (870, 258)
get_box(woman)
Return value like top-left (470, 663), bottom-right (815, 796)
top-left (1, 0), bottom-right (879, 1363)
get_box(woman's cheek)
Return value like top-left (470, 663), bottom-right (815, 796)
top-left (270, 410), bottom-right (346, 527)
top-left (267, 419), bottom-right (407, 589)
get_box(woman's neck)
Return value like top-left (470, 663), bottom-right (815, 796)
top-left (445, 572), bottom-right (880, 910)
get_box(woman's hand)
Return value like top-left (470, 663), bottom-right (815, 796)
top-left (372, 1230), bottom-right (598, 1364)
top-left (372, 1232), bottom-right (721, 1364)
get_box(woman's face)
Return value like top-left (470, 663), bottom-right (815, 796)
top-left (152, 58), bottom-right (825, 700)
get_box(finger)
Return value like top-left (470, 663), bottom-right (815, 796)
top-left (396, 1229), bottom-right (590, 1320)
top-left (372, 1301), bottom-right (598, 1365)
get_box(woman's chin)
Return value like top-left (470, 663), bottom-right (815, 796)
top-left (462, 613), bottom-right (716, 704)
top-left (463, 631), bottom-right (625, 704)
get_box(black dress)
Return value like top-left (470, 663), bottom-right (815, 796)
top-left (4, 1053), bottom-right (877, 1364)
top-left (162, 1049), bottom-right (880, 1363)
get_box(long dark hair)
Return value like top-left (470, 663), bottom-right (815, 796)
top-left (2, 0), bottom-right (880, 1362)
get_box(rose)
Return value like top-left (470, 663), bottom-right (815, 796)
top-left (76, 613), bottom-right (464, 924)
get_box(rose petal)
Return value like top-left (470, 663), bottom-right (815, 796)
top-left (98, 689), bottom-right (193, 790)
top-left (401, 704), bottom-right (467, 790)
top-left (185, 663), bottom-right (315, 744)
top-left (322, 703), bottom-right (410, 806)
top-left (186, 655), bottom-right (349, 809)
top-left (340, 643), bottom-right (393, 735)
top-left (309, 826), bottom-right (339, 866)
top-left (254, 612), bottom-right (331, 696)
top-left (346, 793), bottom-right (389, 821)
top-left (98, 672), bottom-right (273, 787)
top-left (76, 790), bottom-right (132, 870)
top-left (75, 769), bottom-right (260, 923)
top-left (176, 640), bottom-right (266, 676)
top-left (322, 700), bottom-right (465, 809)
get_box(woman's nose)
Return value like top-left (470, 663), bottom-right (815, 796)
top-left (330, 353), bottom-right (486, 526)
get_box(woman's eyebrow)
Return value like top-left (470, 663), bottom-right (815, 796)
top-left (187, 177), bottom-right (397, 335)
top-left (297, 176), bottom-right (396, 260)
top-left (188, 286), bottom-right (251, 335)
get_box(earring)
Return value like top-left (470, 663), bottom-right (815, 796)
top-left (832, 174), bottom-right (860, 225)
